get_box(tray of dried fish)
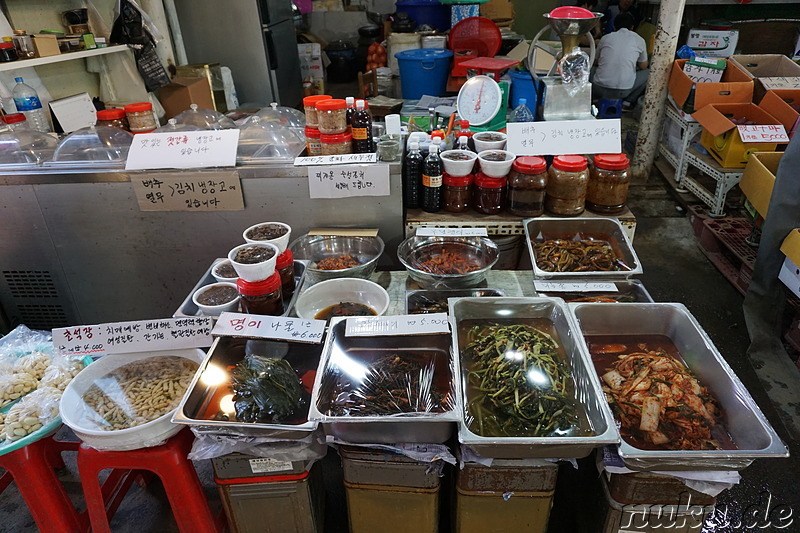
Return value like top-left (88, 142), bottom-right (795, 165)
top-left (450, 297), bottom-right (618, 459)
top-left (308, 317), bottom-right (458, 443)
top-left (570, 302), bottom-right (788, 470)
top-left (524, 217), bottom-right (642, 280)
top-left (534, 280), bottom-right (654, 303)
top-left (405, 288), bottom-right (505, 315)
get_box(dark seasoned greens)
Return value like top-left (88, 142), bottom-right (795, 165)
top-left (230, 355), bottom-right (309, 423)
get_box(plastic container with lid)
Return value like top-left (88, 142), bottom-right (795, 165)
top-left (320, 131), bottom-right (352, 155)
top-left (95, 108), bottom-right (129, 131)
top-left (237, 116), bottom-right (306, 163)
top-left (123, 102), bottom-right (158, 133)
top-left (443, 173), bottom-right (473, 213)
top-left (507, 156), bottom-right (548, 218)
top-left (316, 98), bottom-right (348, 135)
top-left (0, 129), bottom-right (57, 167)
top-left (3, 113), bottom-right (28, 131)
top-left (0, 42), bottom-right (18, 62)
top-left (237, 273), bottom-right (283, 316)
top-left (305, 126), bottom-right (322, 156)
top-left (173, 104), bottom-right (236, 130)
top-left (586, 153), bottom-right (631, 215)
top-left (473, 172), bottom-right (507, 215)
top-left (52, 126), bottom-right (134, 166)
top-left (12, 30), bottom-right (34, 59)
top-left (276, 250), bottom-right (296, 296)
top-left (303, 95), bottom-right (333, 128)
top-left (153, 118), bottom-right (202, 133)
top-left (545, 155), bottom-right (589, 216)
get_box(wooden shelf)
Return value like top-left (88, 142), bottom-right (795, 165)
top-left (0, 45), bottom-right (129, 72)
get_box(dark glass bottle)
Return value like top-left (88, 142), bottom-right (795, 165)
top-left (403, 141), bottom-right (423, 209)
top-left (421, 144), bottom-right (443, 213)
top-left (351, 99), bottom-right (373, 153)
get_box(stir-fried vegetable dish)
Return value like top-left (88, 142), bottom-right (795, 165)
top-left (533, 238), bottom-right (630, 272)
top-left (417, 250), bottom-right (482, 275)
top-left (316, 254), bottom-right (362, 270)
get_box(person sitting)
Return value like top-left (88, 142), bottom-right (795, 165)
top-left (591, 12), bottom-right (649, 109)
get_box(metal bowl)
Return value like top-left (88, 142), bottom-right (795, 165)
top-left (288, 234), bottom-right (384, 283)
top-left (397, 236), bottom-right (499, 289)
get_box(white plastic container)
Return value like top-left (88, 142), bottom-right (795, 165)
top-left (228, 242), bottom-right (280, 282)
top-left (191, 282), bottom-right (240, 316)
top-left (294, 278), bottom-right (390, 320)
top-left (211, 259), bottom-right (239, 283)
top-left (243, 221), bottom-right (292, 252)
top-left (472, 131), bottom-right (507, 152)
top-left (477, 149), bottom-right (516, 178)
top-left (388, 33), bottom-right (422, 75)
top-left (440, 150), bottom-right (478, 177)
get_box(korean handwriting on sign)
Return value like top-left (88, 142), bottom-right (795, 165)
top-left (62, 327), bottom-right (94, 342)
top-left (229, 317), bottom-right (264, 332)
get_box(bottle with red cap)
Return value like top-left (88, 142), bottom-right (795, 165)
top-left (473, 171), bottom-right (507, 215)
top-left (507, 156), bottom-right (548, 217)
top-left (545, 155), bottom-right (589, 216)
top-left (586, 153), bottom-right (631, 215)
top-left (237, 272), bottom-right (283, 316)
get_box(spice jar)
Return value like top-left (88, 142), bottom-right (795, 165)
top-left (3, 113), bottom-right (28, 131)
top-left (316, 99), bottom-right (348, 135)
top-left (545, 155), bottom-right (589, 216)
top-left (237, 273), bottom-right (283, 316)
top-left (586, 153), bottom-right (631, 215)
top-left (276, 250), bottom-right (296, 296)
top-left (305, 126), bottom-right (322, 156)
top-left (12, 30), bottom-right (34, 59)
top-left (123, 102), bottom-right (157, 133)
top-left (473, 171), bottom-right (507, 215)
top-left (442, 173), bottom-right (473, 213)
top-left (96, 108), bottom-right (130, 131)
top-left (302, 95), bottom-right (332, 128)
top-left (0, 42), bottom-right (17, 62)
top-left (507, 156), bottom-right (548, 217)
top-left (320, 131), bottom-right (352, 155)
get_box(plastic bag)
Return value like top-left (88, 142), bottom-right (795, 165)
top-left (0, 368), bottom-right (38, 408)
top-left (230, 355), bottom-right (310, 424)
top-left (15, 350), bottom-right (52, 380)
top-left (188, 430), bottom-right (327, 461)
top-left (40, 356), bottom-right (86, 391)
top-left (558, 47), bottom-right (591, 97)
top-left (0, 324), bottom-right (53, 359)
top-left (3, 386), bottom-right (61, 442)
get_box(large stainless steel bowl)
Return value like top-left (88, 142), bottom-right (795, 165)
top-left (288, 234), bottom-right (384, 283)
top-left (397, 236), bottom-right (499, 289)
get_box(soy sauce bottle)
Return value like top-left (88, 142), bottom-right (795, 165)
top-left (404, 141), bottom-right (423, 209)
top-left (351, 99), bottom-right (373, 153)
top-left (421, 143), bottom-right (443, 212)
top-left (345, 96), bottom-right (356, 131)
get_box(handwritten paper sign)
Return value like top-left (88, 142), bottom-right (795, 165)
top-left (683, 62), bottom-right (724, 84)
top-left (125, 130), bottom-right (240, 170)
top-left (308, 164), bottom-right (390, 198)
top-left (416, 227), bottom-right (488, 237)
top-left (212, 313), bottom-right (326, 343)
top-left (737, 125), bottom-right (789, 143)
top-left (131, 171), bottom-right (244, 211)
top-left (345, 313), bottom-right (450, 337)
top-left (507, 119), bottom-right (621, 156)
top-left (294, 153), bottom-right (378, 166)
top-left (760, 77), bottom-right (800, 91)
top-left (52, 317), bottom-right (213, 356)
top-left (534, 281), bottom-right (618, 293)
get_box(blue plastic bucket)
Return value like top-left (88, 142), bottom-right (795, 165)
top-left (395, 0), bottom-right (451, 31)
top-left (509, 69), bottom-right (539, 110)
top-left (396, 48), bottom-right (453, 100)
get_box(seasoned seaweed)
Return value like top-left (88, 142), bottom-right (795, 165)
top-left (230, 355), bottom-right (309, 423)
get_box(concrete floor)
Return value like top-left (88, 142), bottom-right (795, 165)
top-left (0, 173), bottom-right (798, 532)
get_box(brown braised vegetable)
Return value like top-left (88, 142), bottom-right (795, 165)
top-left (235, 246), bottom-right (275, 264)
top-left (533, 239), bottom-right (630, 272)
top-left (246, 224), bottom-right (288, 241)
top-left (214, 261), bottom-right (238, 278)
top-left (316, 254), bottom-right (362, 270)
top-left (197, 285), bottom-right (238, 306)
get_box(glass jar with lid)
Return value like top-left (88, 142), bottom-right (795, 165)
top-left (123, 102), bottom-right (157, 133)
top-left (586, 153), bottom-right (631, 215)
top-left (302, 95), bottom-right (332, 128)
top-left (316, 99), bottom-right (348, 135)
top-left (276, 250), bottom-right (296, 296)
top-left (442, 173), bottom-right (473, 213)
top-left (320, 131), bottom-right (352, 155)
top-left (545, 155), bottom-right (588, 216)
top-left (95, 108), bottom-right (130, 131)
top-left (473, 171), bottom-right (507, 215)
top-left (237, 273), bottom-right (283, 316)
top-left (507, 156), bottom-right (548, 217)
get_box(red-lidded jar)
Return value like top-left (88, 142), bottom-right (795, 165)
top-left (96, 108), bottom-right (130, 131)
top-left (320, 131), bottom-right (352, 155)
top-left (305, 126), bottom-right (322, 156)
top-left (507, 156), bottom-right (548, 217)
top-left (316, 98), bottom-right (348, 135)
top-left (443, 173), bottom-right (473, 213)
top-left (276, 250), bottom-right (295, 295)
top-left (473, 172), bottom-right (507, 215)
top-left (124, 102), bottom-right (157, 133)
top-left (587, 153), bottom-right (630, 215)
top-left (237, 273), bottom-right (283, 316)
top-left (545, 155), bottom-right (588, 216)
top-left (303, 94), bottom-right (332, 128)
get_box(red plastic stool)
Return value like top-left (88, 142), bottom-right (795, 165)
top-left (77, 428), bottom-right (221, 533)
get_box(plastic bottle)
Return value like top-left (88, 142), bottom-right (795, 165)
top-left (12, 77), bottom-right (49, 132)
top-left (421, 143), bottom-right (443, 213)
top-left (512, 98), bottom-right (535, 123)
top-left (345, 96), bottom-right (356, 131)
top-left (457, 135), bottom-right (470, 152)
top-left (351, 99), bottom-right (373, 153)
top-left (403, 141), bottom-right (424, 209)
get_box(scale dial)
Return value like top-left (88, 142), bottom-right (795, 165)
top-left (456, 75), bottom-right (503, 126)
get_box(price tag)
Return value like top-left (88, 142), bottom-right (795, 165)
top-left (683, 63), bottom-right (724, 84)
top-left (212, 313), bottom-right (326, 343)
top-left (534, 281), bottom-right (618, 293)
top-left (294, 153), bottom-right (378, 166)
top-left (736, 125), bottom-right (789, 143)
top-left (131, 170), bottom-right (244, 211)
top-left (506, 119), bottom-right (621, 156)
top-left (52, 317), bottom-right (213, 356)
top-left (125, 130), bottom-right (240, 170)
top-left (416, 227), bottom-right (488, 237)
top-left (345, 313), bottom-right (450, 337)
top-left (308, 164), bottom-right (390, 198)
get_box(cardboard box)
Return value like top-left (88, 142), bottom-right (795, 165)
top-left (481, 0), bottom-right (514, 21)
top-left (175, 63), bottom-right (226, 112)
top-left (157, 77), bottom-right (214, 120)
top-left (738, 151), bottom-right (782, 218)
top-left (686, 29), bottom-right (739, 58)
top-left (730, 54), bottom-right (800, 100)
top-left (779, 229), bottom-right (800, 299)
top-left (759, 89), bottom-right (800, 134)
top-left (693, 103), bottom-right (783, 168)
top-left (32, 34), bottom-right (61, 57)
top-left (668, 59), bottom-right (753, 112)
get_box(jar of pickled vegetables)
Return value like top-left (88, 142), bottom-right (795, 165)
top-left (302, 95), bottom-right (332, 128)
top-left (545, 155), bottom-right (588, 216)
top-left (305, 126), bottom-right (322, 156)
top-left (473, 172), bottom-right (507, 215)
top-left (316, 98), bottom-right (348, 135)
top-left (586, 153), bottom-right (630, 215)
top-left (507, 156), bottom-right (547, 218)
top-left (442, 173), bottom-right (473, 213)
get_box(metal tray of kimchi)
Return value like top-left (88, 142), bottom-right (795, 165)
top-left (569, 302), bottom-right (788, 471)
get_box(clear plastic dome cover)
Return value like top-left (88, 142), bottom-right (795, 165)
top-left (173, 104), bottom-right (237, 130)
top-left (237, 116), bottom-right (305, 163)
top-left (52, 126), bottom-right (133, 165)
top-left (257, 102), bottom-right (306, 130)
top-left (0, 130), bottom-right (57, 166)
top-left (153, 118), bottom-right (202, 133)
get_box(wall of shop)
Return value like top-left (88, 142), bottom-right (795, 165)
top-left (510, 0), bottom-right (562, 39)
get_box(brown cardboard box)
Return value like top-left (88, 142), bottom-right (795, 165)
top-left (175, 63), bottom-right (226, 112)
top-left (32, 34), bottom-right (61, 58)
top-left (693, 103), bottom-right (783, 167)
top-left (730, 54), bottom-right (800, 101)
top-left (668, 59), bottom-right (753, 111)
top-left (758, 89), bottom-right (800, 133)
top-left (481, 0), bottom-right (514, 21)
top-left (157, 77), bottom-right (214, 119)
top-left (738, 151), bottom-right (782, 218)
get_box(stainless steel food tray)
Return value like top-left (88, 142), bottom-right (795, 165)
top-left (405, 288), bottom-right (506, 314)
top-left (569, 302), bottom-right (788, 471)
top-left (449, 297), bottom-right (619, 459)
top-left (308, 317), bottom-right (459, 444)
top-left (173, 259), bottom-right (307, 319)
top-left (172, 335), bottom-right (321, 438)
top-left (535, 280), bottom-right (654, 303)
top-left (524, 217), bottom-right (643, 279)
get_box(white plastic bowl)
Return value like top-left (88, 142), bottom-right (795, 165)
top-left (473, 131), bottom-right (507, 152)
top-left (478, 149), bottom-right (516, 178)
top-left (440, 150), bottom-right (478, 177)
top-left (294, 278), bottom-right (390, 320)
top-left (192, 282), bottom-right (239, 316)
top-left (60, 349), bottom-right (204, 451)
top-left (228, 242), bottom-right (280, 282)
top-left (243, 221), bottom-right (292, 253)
top-left (211, 259), bottom-right (238, 283)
